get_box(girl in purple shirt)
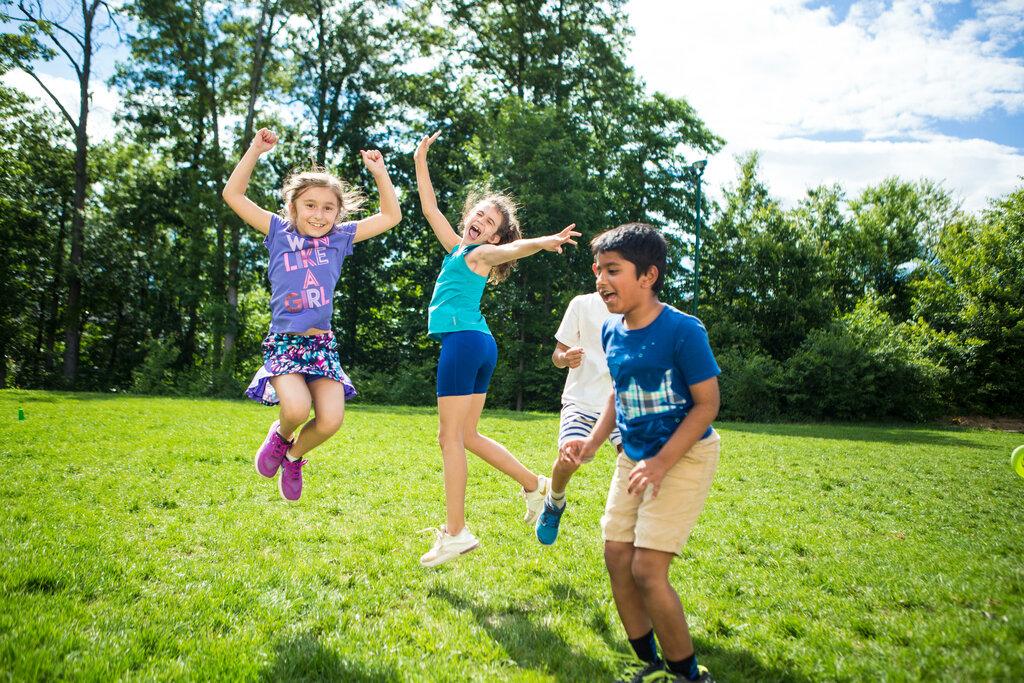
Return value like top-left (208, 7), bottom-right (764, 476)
top-left (224, 128), bottom-right (401, 501)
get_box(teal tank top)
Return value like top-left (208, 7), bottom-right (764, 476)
top-left (428, 244), bottom-right (491, 340)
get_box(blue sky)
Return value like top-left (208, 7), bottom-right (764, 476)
top-left (5, 0), bottom-right (1024, 210)
top-left (627, 0), bottom-right (1024, 209)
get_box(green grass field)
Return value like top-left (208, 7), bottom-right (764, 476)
top-left (2, 389), bottom-right (1022, 681)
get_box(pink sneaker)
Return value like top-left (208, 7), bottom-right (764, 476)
top-left (254, 420), bottom-right (291, 478)
top-left (279, 457), bottom-right (307, 501)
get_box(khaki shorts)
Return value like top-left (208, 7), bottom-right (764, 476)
top-left (601, 430), bottom-right (720, 554)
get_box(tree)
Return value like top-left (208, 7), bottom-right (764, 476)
top-left (2, 0), bottom-right (119, 384)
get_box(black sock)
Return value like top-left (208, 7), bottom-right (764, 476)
top-left (666, 653), bottom-right (699, 680)
top-left (628, 629), bottom-right (659, 663)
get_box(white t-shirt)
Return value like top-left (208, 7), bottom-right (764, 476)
top-left (555, 292), bottom-right (616, 412)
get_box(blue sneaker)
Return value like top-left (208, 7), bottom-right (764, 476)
top-left (536, 499), bottom-right (566, 545)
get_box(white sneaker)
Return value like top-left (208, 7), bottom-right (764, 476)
top-left (522, 475), bottom-right (550, 525)
top-left (419, 525), bottom-right (480, 567)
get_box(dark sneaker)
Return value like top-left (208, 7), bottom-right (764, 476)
top-left (661, 664), bottom-right (715, 682)
top-left (536, 498), bottom-right (566, 545)
top-left (278, 457), bottom-right (307, 501)
top-left (255, 420), bottom-right (291, 478)
top-left (616, 659), bottom-right (667, 683)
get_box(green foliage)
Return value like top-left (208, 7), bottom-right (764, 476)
top-left (1, 2), bottom-right (1020, 420)
top-left (784, 297), bottom-right (948, 421)
top-left (130, 336), bottom-right (181, 395)
top-left (716, 350), bottom-right (784, 421)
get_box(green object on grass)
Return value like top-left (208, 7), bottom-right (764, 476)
top-left (17, 406), bottom-right (24, 421)
top-left (1012, 445), bottom-right (1024, 479)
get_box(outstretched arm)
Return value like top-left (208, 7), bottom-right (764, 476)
top-left (414, 131), bottom-right (460, 253)
top-left (470, 224), bottom-right (581, 268)
top-left (222, 128), bottom-right (277, 236)
top-left (354, 149), bottom-right (402, 243)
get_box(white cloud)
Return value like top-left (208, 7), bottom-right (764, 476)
top-left (627, 0), bottom-right (1024, 210)
top-left (2, 69), bottom-right (121, 142)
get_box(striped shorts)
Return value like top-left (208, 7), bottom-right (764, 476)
top-left (559, 403), bottom-right (622, 462)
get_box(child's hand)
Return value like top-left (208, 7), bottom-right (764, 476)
top-left (627, 457), bottom-right (667, 498)
top-left (360, 149), bottom-right (387, 175)
top-left (559, 437), bottom-right (593, 465)
top-left (414, 131), bottom-right (441, 162)
top-left (563, 346), bottom-right (585, 368)
top-left (539, 224), bottom-right (581, 254)
top-left (251, 128), bottom-right (278, 154)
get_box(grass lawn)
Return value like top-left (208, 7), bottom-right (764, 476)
top-left (1, 389), bottom-right (1022, 681)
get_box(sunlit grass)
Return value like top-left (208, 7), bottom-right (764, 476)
top-left (2, 390), bottom-right (1022, 681)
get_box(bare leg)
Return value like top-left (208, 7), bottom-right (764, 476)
top-left (289, 378), bottom-right (346, 459)
top-left (632, 547), bottom-right (694, 661)
top-left (550, 456), bottom-right (580, 495)
top-left (605, 541), bottom-right (654, 639)
top-left (269, 374), bottom-right (312, 439)
top-left (437, 394), bottom-right (474, 535)
top-left (462, 392), bottom-right (539, 491)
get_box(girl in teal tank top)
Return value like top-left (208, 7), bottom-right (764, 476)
top-left (414, 131), bottom-right (582, 567)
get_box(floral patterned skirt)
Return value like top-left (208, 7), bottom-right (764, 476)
top-left (244, 331), bottom-right (357, 406)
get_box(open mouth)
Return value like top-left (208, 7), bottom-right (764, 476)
top-left (467, 225), bottom-right (481, 240)
top-left (599, 290), bottom-right (618, 305)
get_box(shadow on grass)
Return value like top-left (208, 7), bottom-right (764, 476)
top-left (543, 581), bottom-right (812, 682)
top-left (260, 632), bottom-right (396, 682)
top-left (696, 638), bottom-right (814, 683)
top-left (431, 585), bottom-right (616, 681)
top-left (720, 421), bottom-right (991, 450)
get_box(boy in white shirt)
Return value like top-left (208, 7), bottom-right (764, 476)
top-left (536, 291), bottom-right (621, 545)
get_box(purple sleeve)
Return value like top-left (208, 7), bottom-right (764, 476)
top-left (334, 221), bottom-right (357, 258)
top-left (265, 213), bottom-right (289, 248)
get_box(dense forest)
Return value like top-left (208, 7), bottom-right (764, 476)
top-left (2, 0), bottom-right (1021, 419)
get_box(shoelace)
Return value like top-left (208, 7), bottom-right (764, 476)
top-left (418, 526), bottom-right (447, 550)
top-left (281, 458), bottom-right (306, 479)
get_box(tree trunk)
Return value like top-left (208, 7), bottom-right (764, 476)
top-left (225, 0), bottom-right (278, 368)
top-left (61, 17), bottom-right (92, 386)
top-left (44, 205), bottom-right (68, 374)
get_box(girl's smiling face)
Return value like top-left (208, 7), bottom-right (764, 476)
top-left (462, 202), bottom-right (504, 245)
top-left (291, 186), bottom-right (340, 237)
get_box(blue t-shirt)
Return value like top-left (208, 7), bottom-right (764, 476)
top-left (265, 214), bottom-right (357, 333)
top-left (602, 304), bottom-right (720, 461)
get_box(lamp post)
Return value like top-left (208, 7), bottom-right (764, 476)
top-left (688, 159), bottom-right (707, 316)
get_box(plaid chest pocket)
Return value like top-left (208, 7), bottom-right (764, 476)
top-left (617, 368), bottom-right (688, 420)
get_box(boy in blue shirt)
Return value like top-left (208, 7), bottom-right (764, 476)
top-left (561, 223), bottom-right (720, 683)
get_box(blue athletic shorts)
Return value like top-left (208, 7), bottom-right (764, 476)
top-left (436, 330), bottom-right (498, 397)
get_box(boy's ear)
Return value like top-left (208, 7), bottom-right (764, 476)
top-left (640, 265), bottom-right (659, 289)
top-left (592, 262), bottom-right (598, 275)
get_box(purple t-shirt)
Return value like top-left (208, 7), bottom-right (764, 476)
top-left (265, 213), bottom-right (357, 333)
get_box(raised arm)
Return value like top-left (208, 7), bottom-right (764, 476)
top-left (353, 149), bottom-right (402, 243)
top-left (471, 224), bottom-right (581, 268)
top-left (222, 128), bottom-right (277, 236)
top-left (414, 131), bottom-right (460, 252)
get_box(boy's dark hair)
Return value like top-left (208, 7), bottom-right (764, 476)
top-left (590, 222), bottom-right (667, 293)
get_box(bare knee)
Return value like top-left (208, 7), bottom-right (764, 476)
top-left (553, 457), bottom-right (580, 479)
top-left (438, 429), bottom-right (463, 452)
top-left (604, 542), bottom-right (634, 578)
top-left (315, 409), bottom-right (344, 435)
top-left (279, 400), bottom-right (312, 427)
top-left (631, 555), bottom-right (669, 593)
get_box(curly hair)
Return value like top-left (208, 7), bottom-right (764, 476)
top-left (280, 164), bottom-right (366, 225)
top-left (461, 190), bottom-right (522, 284)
